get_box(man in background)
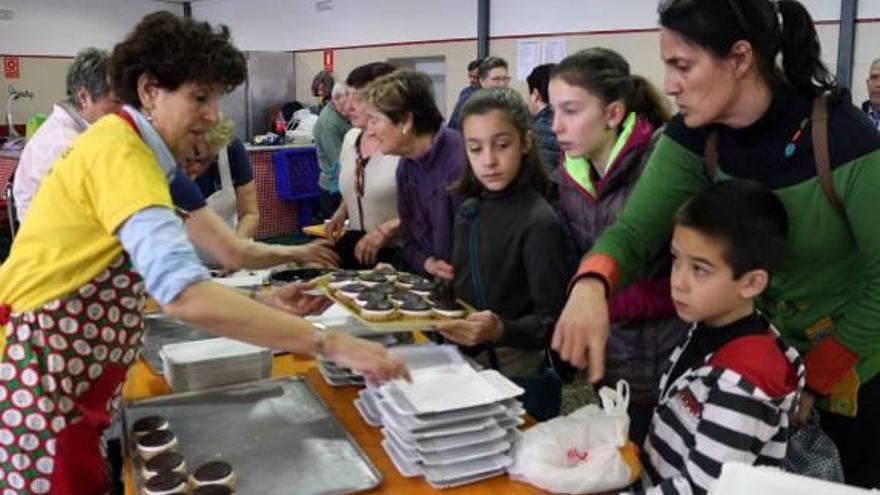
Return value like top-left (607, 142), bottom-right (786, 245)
top-left (313, 81), bottom-right (351, 220)
top-left (526, 63), bottom-right (561, 172)
top-left (479, 56), bottom-right (511, 89)
top-left (862, 58), bottom-right (880, 131)
top-left (447, 58), bottom-right (482, 130)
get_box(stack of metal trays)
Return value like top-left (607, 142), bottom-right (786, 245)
top-left (142, 314), bottom-right (217, 372)
top-left (355, 345), bottom-right (526, 489)
top-left (161, 338), bottom-right (272, 392)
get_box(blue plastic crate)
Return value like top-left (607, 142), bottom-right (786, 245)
top-left (296, 198), bottom-right (318, 227)
top-left (272, 146), bottom-right (321, 201)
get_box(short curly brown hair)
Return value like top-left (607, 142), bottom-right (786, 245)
top-left (109, 11), bottom-right (247, 107)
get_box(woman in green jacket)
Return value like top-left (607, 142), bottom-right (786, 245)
top-left (551, 0), bottom-right (880, 487)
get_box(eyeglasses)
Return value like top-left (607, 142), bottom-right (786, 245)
top-left (488, 76), bottom-right (512, 84)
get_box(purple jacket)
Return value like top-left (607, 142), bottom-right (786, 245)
top-left (553, 116), bottom-right (688, 403)
top-left (396, 127), bottom-right (466, 275)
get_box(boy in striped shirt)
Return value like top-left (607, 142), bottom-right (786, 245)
top-left (636, 180), bottom-right (805, 494)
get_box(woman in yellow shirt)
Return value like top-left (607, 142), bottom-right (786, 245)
top-left (0, 12), bottom-right (407, 494)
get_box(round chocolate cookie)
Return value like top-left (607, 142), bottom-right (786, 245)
top-left (411, 280), bottom-right (439, 294)
top-left (374, 265), bottom-right (397, 275)
top-left (144, 471), bottom-right (188, 495)
top-left (132, 415), bottom-right (168, 436)
top-left (358, 272), bottom-right (388, 284)
top-left (192, 486), bottom-right (233, 495)
top-left (338, 283), bottom-right (368, 294)
top-left (365, 299), bottom-right (394, 311)
top-left (400, 299), bottom-right (431, 311)
top-left (371, 283), bottom-right (397, 296)
top-left (138, 430), bottom-right (175, 448)
top-left (397, 273), bottom-right (427, 286)
top-left (427, 291), bottom-right (455, 303)
top-left (333, 269), bottom-right (360, 278)
top-left (192, 460), bottom-right (234, 485)
top-left (356, 291), bottom-right (388, 304)
top-left (144, 452), bottom-right (186, 477)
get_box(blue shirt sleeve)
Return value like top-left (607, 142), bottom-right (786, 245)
top-left (227, 137), bottom-right (253, 187)
top-left (116, 206), bottom-right (211, 305)
top-left (169, 168), bottom-right (208, 211)
top-left (192, 138), bottom-right (254, 198)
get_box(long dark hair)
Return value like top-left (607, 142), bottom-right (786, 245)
top-left (551, 47), bottom-right (670, 130)
top-left (450, 88), bottom-right (548, 198)
top-left (659, 0), bottom-right (835, 97)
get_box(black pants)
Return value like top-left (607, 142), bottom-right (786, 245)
top-left (819, 373), bottom-right (880, 488)
top-left (334, 230), bottom-right (402, 270)
top-left (317, 190), bottom-right (341, 222)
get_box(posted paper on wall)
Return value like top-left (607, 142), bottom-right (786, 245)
top-left (542, 40), bottom-right (566, 64)
top-left (516, 40), bottom-right (542, 81)
top-left (516, 39), bottom-right (567, 80)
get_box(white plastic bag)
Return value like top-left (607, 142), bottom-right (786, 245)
top-left (508, 380), bottom-right (640, 494)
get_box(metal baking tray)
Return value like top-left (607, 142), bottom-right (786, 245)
top-left (123, 376), bottom-right (382, 495)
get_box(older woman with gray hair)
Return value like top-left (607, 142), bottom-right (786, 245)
top-left (13, 47), bottom-right (121, 220)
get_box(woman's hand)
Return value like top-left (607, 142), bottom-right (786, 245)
top-left (354, 229), bottom-right (388, 266)
top-left (551, 278), bottom-right (610, 383)
top-left (424, 257), bottom-right (454, 281)
top-left (437, 311), bottom-right (503, 347)
top-left (260, 282), bottom-right (332, 316)
top-left (323, 331), bottom-right (411, 383)
top-left (325, 207), bottom-right (348, 242)
top-left (290, 240), bottom-right (340, 268)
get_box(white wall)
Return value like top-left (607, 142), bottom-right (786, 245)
top-left (0, 0), bottom-right (182, 55)
top-left (191, 0), bottom-right (476, 51)
top-left (192, 0), bottom-right (850, 50)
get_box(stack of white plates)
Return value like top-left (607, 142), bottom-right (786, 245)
top-left (160, 338), bottom-right (272, 392)
top-left (355, 345), bottom-right (526, 489)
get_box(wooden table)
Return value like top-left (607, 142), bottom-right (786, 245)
top-left (122, 354), bottom-right (548, 494)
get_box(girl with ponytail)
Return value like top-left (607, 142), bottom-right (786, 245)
top-left (548, 47), bottom-right (684, 446)
top-left (552, 1), bottom-right (880, 489)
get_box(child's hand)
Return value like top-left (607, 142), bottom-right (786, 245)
top-left (437, 310), bottom-right (502, 346)
top-left (790, 389), bottom-right (816, 428)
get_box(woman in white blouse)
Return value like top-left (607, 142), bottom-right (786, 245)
top-left (326, 62), bottom-right (402, 268)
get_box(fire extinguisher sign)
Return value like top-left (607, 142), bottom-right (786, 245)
top-left (4, 56), bottom-right (20, 79)
top-left (323, 49), bottom-right (334, 73)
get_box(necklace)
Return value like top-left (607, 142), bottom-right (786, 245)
top-left (784, 117), bottom-right (810, 159)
